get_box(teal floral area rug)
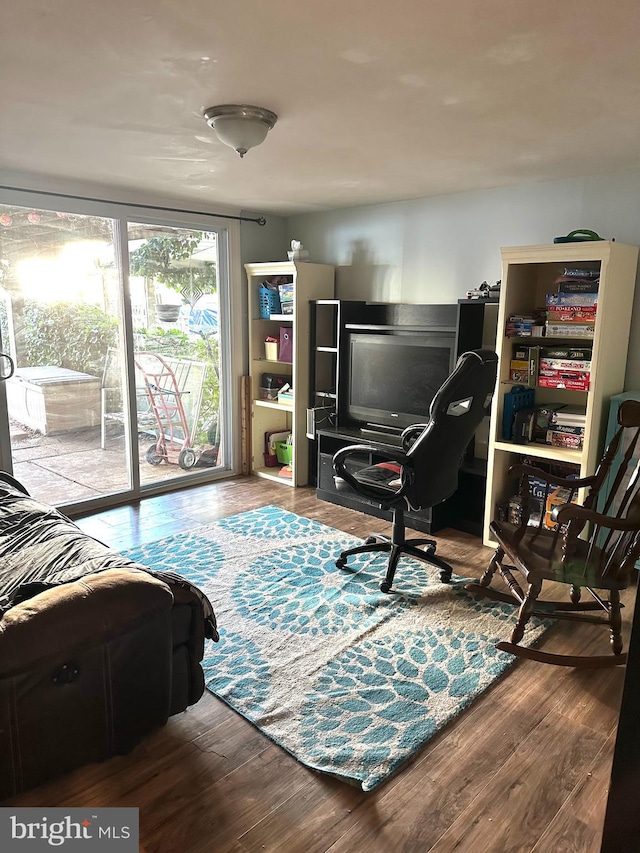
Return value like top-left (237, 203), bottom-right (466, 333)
top-left (123, 505), bottom-right (548, 791)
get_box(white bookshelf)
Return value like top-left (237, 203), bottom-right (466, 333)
top-left (245, 261), bottom-right (334, 486)
top-left (484, 241), bottom-right (639, 545)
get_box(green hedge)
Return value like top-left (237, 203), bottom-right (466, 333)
top-left (21, 300), bottom-right (118, 377)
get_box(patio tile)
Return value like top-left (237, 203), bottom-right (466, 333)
top-left (12, 462), bottom-right (100, 505)
top-left (10, 424), bottom-right (209, 506)
top-left (35, 449), bottom-right (130, 491)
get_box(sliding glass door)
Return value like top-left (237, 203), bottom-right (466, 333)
top-left (0, 197), bottom-right (232, 508)
top-left (125, 223), bottom-right (223, 488)
top-left (0, 204), bottom-right (129, 504)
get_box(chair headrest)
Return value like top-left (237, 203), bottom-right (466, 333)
top-left (429, 349), bottom-right (498, 420)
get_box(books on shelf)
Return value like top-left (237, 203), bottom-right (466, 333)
top-left (556, 279), bottom-right (600, 293)
top-left (546, 292), bottom-right (599, 308)
top-left (506, 282), bottom-right (599, 426)
top-left (544, 323), bottom-right (595, 339)
top-left (538, 375), bottom-right (590, 391)
top-left (539, 359), bottom-right (590, 381)
top-left (546, 416), bottom-right (585, 450)
top-left (547, 423), bottom-right (585, 436)
top-left (505, 483), bottom-right (579, 529)
top-left (506, 320), bottom-right (541, 337)
top-left (539, 356), bottom-right (591, 372)
top-left (501, 455), bottom-right (581, 530)
top-left (507, 403), bottom-right (588, 446)
top-left (532, 403), bottom-right (566, 443)
top-left (545, 427), bottom-right (584, 450)
top-left (509, 344), bottom-right (539, 386)
top-left (544, 287), bottom-right (598, 340)
top-left (506, 312), bottom-right (596, 340)
top-left (539, 367), bottom-right (590, 382)
top-left (546, 306), bottom-right (597, 323)
top-left (554, 268), bottom-right (600, 294)
top-left (505, 310), bottom-right (546, 338)
top-left (505, 278), bottom-right (600, 342)
top-left (509, 362), bottom-right (532, 383)
top-left (541, 346), bottom-right (592, 360)
top-left (560, 267), bottom-right (600, 281)
top-left (547, 406), bottom-right (587, 441)
top-left (551, 405), bottom-right (587, 425)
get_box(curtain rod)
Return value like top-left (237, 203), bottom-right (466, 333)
top-left (0, 184), bottom-right (267, 226)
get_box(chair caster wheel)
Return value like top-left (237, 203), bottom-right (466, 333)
top-left (336, 558), bottom-right (347, 570)
top-left (380, 581), bottom-right (391, 593)
top-left (440, 570), bottom-right (452, 584)
top-left (364, 536), bottom-right (377, 545)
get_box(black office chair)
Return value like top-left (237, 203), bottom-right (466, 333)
top-left (333, 349), bottom-right (498, 592)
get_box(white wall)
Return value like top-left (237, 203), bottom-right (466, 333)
top-left (239, 211), bottom-right (287, 267)
top-left (287, 172), bottom-right (640, 389)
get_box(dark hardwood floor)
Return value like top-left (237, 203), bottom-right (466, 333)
top-left (7, 476), bottom-right (630, 852)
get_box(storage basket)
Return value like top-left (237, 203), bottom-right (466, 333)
top-left (258, 284), bottom-right (281, 319)
top-left (263, 452), bottom-right (279, 468)
top-left (275, 440), bottom-right (293, 464)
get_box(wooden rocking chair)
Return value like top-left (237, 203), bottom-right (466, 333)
top-left (467, 399), bottom-right (640, 667)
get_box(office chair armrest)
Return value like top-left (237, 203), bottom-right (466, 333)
top-left (509, 463), bottom-right (597, 491)
top-left (401, 423), bottom-right (428, 451)
top-left (333, 444), bottom-right (414, 503)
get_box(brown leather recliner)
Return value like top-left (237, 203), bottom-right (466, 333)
top-left (0, 473), bottom-right (218, 800)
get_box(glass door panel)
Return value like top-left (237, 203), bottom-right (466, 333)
top-left (127, 223), bottom-right (224, 487)
top-left (0, 204), bottom-right (130, 504)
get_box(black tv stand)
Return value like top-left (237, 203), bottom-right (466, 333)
top-left (360, 424), bottom-right (404, 443)
top-left (317, 425), bottom-right (451, 534)
top-left (309, 298), bottom-right (498, 537)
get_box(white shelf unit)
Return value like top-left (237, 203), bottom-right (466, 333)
top-left (245, 261), bottom-right (334, 486)
top-left (484, 241), bottom-right (639, 546)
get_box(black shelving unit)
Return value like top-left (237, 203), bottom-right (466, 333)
top-left (309, 299), bottom-right (499, 535)
top-left (452, 297), bottom-right (499, 534)
top-left (308, 300), bottom-right (369, 485)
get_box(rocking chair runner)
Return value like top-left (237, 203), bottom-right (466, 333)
top-left (467, 399), bottom-right (640, 668)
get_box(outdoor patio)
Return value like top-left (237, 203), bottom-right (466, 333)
top-left (10, 421), bottom-right (190, 506)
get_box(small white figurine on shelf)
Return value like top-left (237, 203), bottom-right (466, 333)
top-left (288, 240), bottom-right (309, 262)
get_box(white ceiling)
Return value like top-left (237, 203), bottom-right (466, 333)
top-left (3, 1), bottom-right (640, 216)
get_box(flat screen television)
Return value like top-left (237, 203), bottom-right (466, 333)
top-left (343, 331), bottom-right (456, 433)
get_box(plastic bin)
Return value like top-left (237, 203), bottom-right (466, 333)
top-left (275, 440), bottom-right (293, 464)
top-left (260, 385), bottom-right (279, 401)
top-left (259, 284), bottom-right (281, 319)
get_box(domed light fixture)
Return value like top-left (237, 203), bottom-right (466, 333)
top-left (203, 104), bottom-right (278, 158)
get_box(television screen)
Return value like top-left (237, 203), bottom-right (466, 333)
top-left (345, 332), bottom-right (455, 431)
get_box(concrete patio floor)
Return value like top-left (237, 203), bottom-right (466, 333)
top-left (10, 422), bottom-right (196, 506)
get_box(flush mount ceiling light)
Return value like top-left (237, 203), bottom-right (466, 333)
top-left (203, 104), bottom-right (278, 158)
